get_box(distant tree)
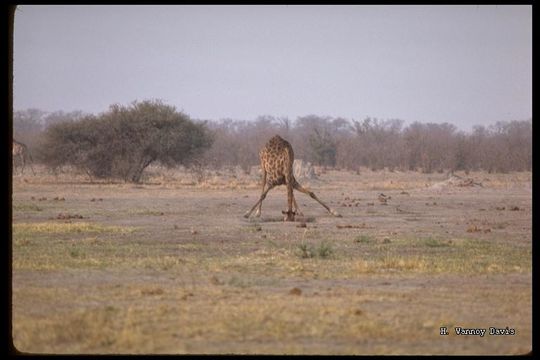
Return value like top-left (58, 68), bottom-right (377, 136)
top-left (452, 132), bottom-right (471, 172)
top-left (345, 117), bottom-right (404, 171)
top-left (402, 122), bottom-right (458, 173)
top-left (43, 110), bottom-right (86, 129)
top-left (40, 100), bottom-right (213, 182)
top-left (486, 120), bottom-right (532, 172)
top-left (13, 108), bottom-right (45, 132)
top-left (295, 115), bottom-right (338, 166)
top-left (308, 127), bottom-right (337, 167)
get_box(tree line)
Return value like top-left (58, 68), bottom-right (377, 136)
top-left (13, 100), bottom-right (531, 183)
top-left (201, 115), bottom-right (531, 174)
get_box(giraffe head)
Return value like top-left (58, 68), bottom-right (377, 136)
top-left (282, 209), bottom-right (296, 222)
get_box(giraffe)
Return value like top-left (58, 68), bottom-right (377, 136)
top-left (244, 135), bottom-right (341, 221)
top-left (12, 139), bottom-right (35, 175)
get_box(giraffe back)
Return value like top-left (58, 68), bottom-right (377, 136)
top-left (260, 135), bottom-right (295, 186)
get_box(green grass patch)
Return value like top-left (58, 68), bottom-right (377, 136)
top-left (420, 237), bottom-right (451, 248)
top-left (317, 241), bottom-right (334, 258)
top-left (297, 243), bottom-right (315, 259)
top-left (13, 203), bottom-right (43, 212)
top-left (13, 222), bottom-right (136, 236)
top-left (127, 209), bottom-right (164, 216)
top-left (244, 223), bottom-right (263, 232)
top-left (351, 238), bottom-right (531, 275)
top-left (296, 241), bottom-right (334, 259)
top-left (12, 238), bottom-right (188, 271)
top-left (69, 248), bottom-right (84, 258)
top-left (12, 222), bottom-right (143, 271)
top-left (354, 235), bottom-right (375, 244)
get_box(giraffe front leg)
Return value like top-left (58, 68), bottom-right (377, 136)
top-left (283, 181), bottom-right (296, 221)
top-left (244, 183), bottom-right (274, 218)
top-left (255, 172), bottom-right (267, 217)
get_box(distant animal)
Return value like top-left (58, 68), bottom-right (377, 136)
top-left (244, 135), bottom-right (341, 221)
top-left (12, 139), bottom-right (35, 175)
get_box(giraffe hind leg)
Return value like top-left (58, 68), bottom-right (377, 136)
top-left (292, 197), bottom-right (303, 217)
top-left (293, 181), bottom-right (341, 217)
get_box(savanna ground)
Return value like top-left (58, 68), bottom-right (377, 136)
top-left (11, 164), bottom-right (532, 355)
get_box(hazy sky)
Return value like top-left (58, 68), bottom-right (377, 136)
top-left (14, 5), bottom-right (532, 130)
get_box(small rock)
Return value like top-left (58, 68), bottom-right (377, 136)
top-left (141, 288), bottom-right (164, 296)
top-left (289, 287), bottom-right (302, 296)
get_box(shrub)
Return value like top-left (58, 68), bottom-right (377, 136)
top-left (40, 100), bottom-right (213, 182)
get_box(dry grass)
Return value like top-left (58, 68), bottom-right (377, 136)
top-left (15, 165), bottom-right (532, 191)
top-left (13, 270), bottom-right (532, 354)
